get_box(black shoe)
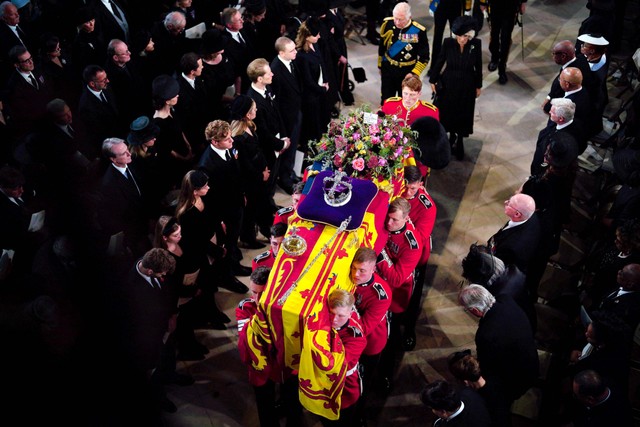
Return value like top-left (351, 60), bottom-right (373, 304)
top-left (488, 61), bottom-right (498, 72)
top-left (231, 264), bottom-right (252, 277)
top-left (159, 396), bottom-right (177, 413)
top-left (498, 73), bottom-right (508, 85)
top-left (455, 136), bottom-right (464, 160)
top-left (402, 332), bottom-right (417, 351)
top-left (213, 310), bottom-right (231, 324)
top-left (239, 240), bottom-right (266, 250)
top-left (291, 175), bottom-right (301, 184)
top-left (379, 376), bottom-right (393, 396)
top-left (162, 372), bottom-right (195, 386)
top-left (221, 276), bottom-right (249, 293)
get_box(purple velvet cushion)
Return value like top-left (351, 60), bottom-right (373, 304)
top-left (297, 171), bottom-right (379, 230)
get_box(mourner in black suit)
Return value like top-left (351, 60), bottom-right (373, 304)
top-left (247, 58), bottom-right (290, 195)
top-left (597, 263), bottom-right (640, 330)
top-left (150, 12), bottom-right (189, 77)
top-left (77, 65), bottom-right (124, 158)
top-left (487, 193), bottom-right (540, 274)
top-left (90, 0), bottom-right (131, 45)
top-left (0, 2), bottom-right (31, 80)
top-left (271, 37), bottom-right (303, 191)
top-left (198, 120), bottom-right (251, 276)
top-left (420, 380), bottom-right (491, 427)
top-left (98, 138), bottom-right (149, 257)
top-left (459, 285), bottom-right (539, 404)
top-left (4, 46), bottom-right (53, 138)
top-left (222, 7), bottom-right (256, 94)
top-left (547, 67), bottom-right (600, 138)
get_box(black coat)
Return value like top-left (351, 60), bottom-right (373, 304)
top-left (77, 86), bottom-right (123, 150)
top-left (247, 86), bottom-right (287, 169)
top-left (488, 265), bottom-right (536, 333)
top-left (91, 0), bottom-right (130, 45)
top-left (488, 216), bottom-right (541, 274)
top-left (476, 295), bottom-right (539, 401)
top-left (270, 57), bottom-right (302, 135)
top-left (429, 37), bottom-right (482, 136)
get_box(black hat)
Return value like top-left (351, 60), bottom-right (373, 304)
top-left (131, 30), bottom-right (152, 55)
top-left (127, 116), bottom-right (160, 146)
top-left (190, 170), bottom-right (209, 188)
top-left (305, 16), bottom-right (322, 36)
top-left (411, 116), bottom-right (451, 169)
top-left (451, 15), bottom-right (477, 36)
top-left (613, 148), bottom-right (640, 187)
top-left (244, 0), bottom-right (266, 15)
top-left (201, 28), bottom-right (227, 55)
top-left (546, 132), bottom-right (578, 168)
top-left (152, 75), bottom-right (180, 100)
top-left (230, 95), bottom-right (254, 121)
top-left (461, 244), bottom-right (495, 285)
top-left (75, 7), bottom-right (95, 26)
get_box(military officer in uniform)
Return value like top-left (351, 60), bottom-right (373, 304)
top-left (378, 2), bottom-right (430, 105)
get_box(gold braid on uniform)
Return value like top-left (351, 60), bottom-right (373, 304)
top-left (378, 19), bottom-right (395, 68)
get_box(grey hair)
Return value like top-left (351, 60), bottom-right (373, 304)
top-left (459, 284), bottom-right (495, 315)
top-left (46, 98), bottom-right (68, 115)
top-left (393, 2), bottom-right (411, 17)
top-left (0, 1), bottom-right (14, 15)
top-left (164, 11), bottom-right (186, 29)
top-left (550, 98), bottom-right (576, 121)
top-left (102, 137), bottom-right (126, 158)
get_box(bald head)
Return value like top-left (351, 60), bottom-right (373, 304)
top-left (559, 67), bottom-right (583, 91)
top-left (551, 40), bottom-right (576, 65)
top-left (618, 263), bottom-right (640, 291)
top-left (504, 193), bottom-right (536, 222)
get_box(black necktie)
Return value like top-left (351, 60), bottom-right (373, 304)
top-left (67, 125), bottom-right (75, 137)
top-left (28, 74), bottom-right (39, 90)
top-left (225, 150), bottom-right (231, 161)
top-left (110, 0), bottom-right (123, 21)
top-left (289, 61), bottom-right (296, 77)
top-left (153, 277), bottom-right (162, 289)
top-left (100, 92), bottom-right (108, 103)
top-left (125, 168), bottom-right (141, 195)
top-left (16, 25), bottom-right (26, 45)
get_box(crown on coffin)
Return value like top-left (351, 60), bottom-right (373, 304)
top-left (323, 170), bottom-right (353, 207)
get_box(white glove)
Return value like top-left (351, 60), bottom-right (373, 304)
top-left (464, 10), bottom-right (472, 16)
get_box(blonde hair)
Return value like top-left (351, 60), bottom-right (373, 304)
top-left (328, 288), bottom-right (355, 310)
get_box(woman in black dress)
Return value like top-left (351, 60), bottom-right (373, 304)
top-left (295, 17), bottom-right (331, 152)
top-left (429, 15), bottom-right (482, 160)
top-left (230, 95), bottom-right (273, 246)
top-left (200, 28), bottom-right (237, 121)
top-left (39, 34), bottom-right (79, 108)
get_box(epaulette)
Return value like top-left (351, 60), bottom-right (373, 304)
top-left (276, 205), bottom-right (293, 216)
top-left (373, 282), bottom-right (389, 300)
top-left (253, 250), bottom-right (271, 263)
top-left (418, 193), bottom-right (433, 209)
top-left (412, 21), bottom-right (426, 31)
top-left (383, 16), bottom-right (394, 21)
top-left (238, 298), bottom-right (255, 310)
top-left (405, 230), bottom-right (420, 250)
top-left (419, 100), bottom-right (438, 111)
top-left (347, 324), bottom-right (364, 338)
top-left (386, 96), bottom-right (402, 102)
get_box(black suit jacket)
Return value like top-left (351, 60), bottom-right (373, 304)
top-left (197, 146), bottom-right (245, 214)
top-left (0, 191), bottom-right (30, 250)
top-left (223, 29), bottom-right (255, 92)
top-left (530, 120), bottom-right (584, 175)
top-left (270, 57), bottom-right (303, 135)
top-left (476, 295), bottom-right (539, 401)
top-left (488, 216), bottom-right (541, 273)
top-left (77, 85), bottom-right (123, 149)
top-left (566, 87), bottom-right (601, 137)
top-left (599, 289), bottom-right (640, 330)
top-left (4, 69), bottom-right (53, 136)
top-left (91, 0), bottom-right (129, 45)
top-left (98, 164), bottom-right (145, 239)
top-left (174, 76), bottom-right (211, 150)
top-left (247, 86), bottom-right (287, 169)
top-left (103, 60), bottom-right (147, 124)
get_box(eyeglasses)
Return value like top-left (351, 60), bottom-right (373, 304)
top-left (504, 199), bottom-right (522, 216)
top-left (18, 56), bottom-right (33, 63)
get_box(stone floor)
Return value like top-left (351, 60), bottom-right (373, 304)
top-left (157, 0), bottom-right (614, 425)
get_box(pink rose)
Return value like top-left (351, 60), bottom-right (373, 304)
top-left (352, 158), bottom-right (365, 171)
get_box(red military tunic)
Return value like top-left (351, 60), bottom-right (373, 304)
top-left (273, 205), bottom-right (294, 226)
top-left (376, 221), bottom-right (421, 314)
top-left (333, 312), bottom-right (367, 410)
top-left (406, 187), bottom-right (437, 266)
top-left (354, 273), bottom-right (392, 356)
top-left (252, 249), bottom-right (276, 270)
top-left (381, 97), bottom-right (440, 127)
top-left (236, 298), bottom-right (278, 386)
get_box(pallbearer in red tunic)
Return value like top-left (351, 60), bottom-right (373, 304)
top-left (252, 223), bottom-right (287, 270)
top-left (321, 289), bottom-right (367, 427)
top-left (381, 74), bottom-right (439, 127)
